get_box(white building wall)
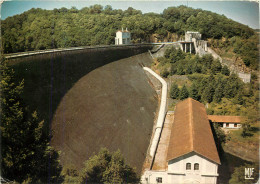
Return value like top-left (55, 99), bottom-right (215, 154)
top-left (115, 31), bottom-right (131, 45)
top-left (142, 171), bottom-right (168, 184)
top-left (142, 153), bottom-right (219, 184)
top-left (169, 153), bottom-right (218, 184)
top-left (223, 123), bottom-right (241, 129)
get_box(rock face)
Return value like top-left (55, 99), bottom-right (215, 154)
top-left (51, 53), bottom-right (158, 173)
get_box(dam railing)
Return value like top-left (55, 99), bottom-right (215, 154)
top-left (4, 43), bottom-right (174, 60)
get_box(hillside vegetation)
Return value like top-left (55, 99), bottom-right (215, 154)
top-left (209, 35), bottom-right (259, 70)
top-left (3, 5), bottom-right (258, 68)
top-left (2, 5), bottom-right (257, 67)
top-left (154, 46), bottom-right (259, 184)
top-left (157, 46), bottom-right (258, 126)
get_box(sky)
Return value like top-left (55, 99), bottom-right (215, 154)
top-left (1, 1), bottom-right (259, 29)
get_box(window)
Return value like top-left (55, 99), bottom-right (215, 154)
top-left (226, 123), bottom-right (229, 127)
top-left (122, 39), bottom-right (126, 44)
top-left (186, 163), bottom-right (191, 170)
top-left (194, 163), bottom-right (199, 170)
top-left (156, 177), bottom-right (162, 183)
top-left (234, 123), bottom-right (237, 127)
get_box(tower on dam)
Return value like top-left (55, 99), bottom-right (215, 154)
top-left (185, 31), bottom-right (202, 41)
top-left (115, 28), bottom-right (131, 45)
top-left (180, 31), bottom-right (207, 54)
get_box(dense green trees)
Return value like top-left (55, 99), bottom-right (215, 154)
top-left (61, 148), bottom-right (139, 183)
top-left (221, 65), bottom-right (230, 76)
top-left (2, 5), bottom-right (255, 54)
top-left (0, 58), bottom-right (63, 183)
top-left (187, 74), bottom-right (244, 104)
top-left (78, 148), bottom-right (139, 184)
top-left (159, 47), bottom-right (223, 76)
top-left (163, 46), bottom-right (257, 113)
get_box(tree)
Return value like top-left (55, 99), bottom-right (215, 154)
top-left (61, 164), bottom-right (80, 183)
top-left (212, 123), bottom-right (228, 148)
top-left (170, 64), bottom-right (177, 75)
top-left (170, 83), bottom-right (180, 99)
top-left (211, 59), bottom-right (222, 74)
top-left (176, 64), bottom-right (185, 75)
top-left (202, 85), bottom-right (215, 103)
top-left (221, 65), bottom-right (230, 76)
top-left (1, 60), bottom-right (27, 181)
top-left (186, 65), bottom-right (192, 74)
top-left (241, 107), bottom-right (258, 137)
top-left (201, 54), bottom-right (214, 69)
top-left (189, 83), bottom-right (199, 101)
top-left (103, 5), bottom-right (113, 14)
top-left (233, 91), bottom-right (244, 105)
top-left (179, 85), bottom-right (189, 100)
top-left (213, 85), bottom-right (223, 103)
top-left (0, 59), bottom-right (63, 183)
top-left (160, 68), bottom-right (169, 78)
top-left (79, 148), bottom-right (139, 184)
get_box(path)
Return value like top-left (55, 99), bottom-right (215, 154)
top-left (151, 112), bottom-right (174, 171)
top-left (143, 67), bottom-right (168, 164)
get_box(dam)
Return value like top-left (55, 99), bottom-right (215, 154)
top-left (7, 45), bottom-right (159, 173)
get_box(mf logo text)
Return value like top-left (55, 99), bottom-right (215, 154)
top-left (245, 168), bottom-right (254, 180)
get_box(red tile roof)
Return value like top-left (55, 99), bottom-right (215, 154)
top-left (166, 98), bottom-right (220, 164)
top-left (208, 115), bottom-right (242, 123)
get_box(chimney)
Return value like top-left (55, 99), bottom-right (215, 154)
top-left (122, 27), bottom-right (123, 31)
top-left (126, 27), bottom-right (128, 31)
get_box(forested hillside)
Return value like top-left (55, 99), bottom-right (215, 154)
top-left (2, 5), bottom-right (254, 53)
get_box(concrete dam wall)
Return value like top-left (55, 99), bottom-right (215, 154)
top-left (51, 52), bottom-right (158, 173)
top-left (9, 45), bottom-right (157, 174)
top-left (9, 45), bottom-right (152, 126)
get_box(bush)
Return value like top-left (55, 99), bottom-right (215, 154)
top-left (160, 68), bottom-right (169, 78)
top-left (221, 65), bottom-right (230, 76)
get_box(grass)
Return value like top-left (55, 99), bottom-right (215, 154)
top-left (229, 124), bottom-right (259, 144)
top-left (220, 51), bottom-right (234, 59)
top-left (167, 99), bottom-right (179, 111)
